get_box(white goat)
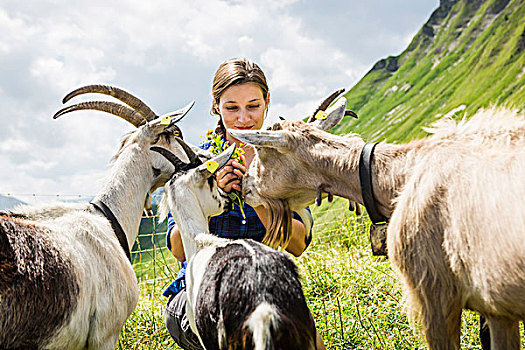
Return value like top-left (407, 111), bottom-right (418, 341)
top-left (230, 98), bottom-right (525, 349)
top-left (154, 141), bottom-right (316, 350)
top-left (0, 85), bottom-right (196, 349)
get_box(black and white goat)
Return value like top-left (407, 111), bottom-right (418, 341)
top-left (0, 85), bottom-right (197, 349)
top-left (154, 141), bottom-right (316, 350)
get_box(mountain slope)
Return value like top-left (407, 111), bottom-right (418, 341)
top-left (0, 194), bottom-right (26, 210)
top-left (335, 0), bottom-right (525, 142)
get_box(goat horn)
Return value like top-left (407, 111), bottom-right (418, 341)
top-left (53, 101), bottom-right (146, 127)
top-left (150, 146), bottom-right (190, 171)
top-left (345, 110), bottom-right (358, 119)
top-left (173, 137), bottom-right (201, 165)
top-left (62, 85), bottom-right (157, 122)
top-left (308, 88), bottom-right (345, 123)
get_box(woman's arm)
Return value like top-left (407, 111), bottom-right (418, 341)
top-left (253, 205), bottom-right (308, 257)
top-left (168, 225), bottom-right (186, 262)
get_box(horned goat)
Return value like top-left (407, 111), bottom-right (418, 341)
top-left (0, 85), bottom-right (196, 349)
top-left (230, 96), bottom-right (525, 350)
top-left (154, 140), bottom-right (316, 350)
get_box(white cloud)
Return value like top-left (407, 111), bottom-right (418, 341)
top-left (0, 8), bottom-right (39, 54)
top-left (0, 0), bottom-right (437, 196)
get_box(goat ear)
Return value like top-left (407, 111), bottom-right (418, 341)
top-left (227, 130), bottom-right (289, 150)
top-left (148, 100), bottom-right (195, 133)
top-left (158, 100), bottom-right (195, 126)
top-left (196, 144), bottom-right (236, 178)
top-left (310, 97), bottom-right (347, 131)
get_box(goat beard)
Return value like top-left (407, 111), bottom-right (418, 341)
top-left (261, 197), bottom-right (292, 251)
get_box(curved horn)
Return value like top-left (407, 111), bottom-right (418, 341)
top-left (53, 101), bottom-right (146, 127)
top-left (345, 110), bottom-right (358, 119)
top-left (150, 146), bottom-right (190, 171)
top-left (174, 137), bottom-right (201, 165)
top-left (63, 85), bottom-right (157, 122)
top-left (307, 88), bottom-right (346, 123)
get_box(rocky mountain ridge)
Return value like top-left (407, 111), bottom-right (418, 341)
top-left (335, 0), bottom-right (524, 142)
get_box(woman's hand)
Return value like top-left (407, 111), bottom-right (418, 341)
top-left (215, 155), bottom-right (246, 193)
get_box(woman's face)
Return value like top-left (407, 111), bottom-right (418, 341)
top-left (217, 82), bottom-right (269, 134)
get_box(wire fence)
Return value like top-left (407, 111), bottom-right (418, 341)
top-left (0, 192), bottom-right (369, 291)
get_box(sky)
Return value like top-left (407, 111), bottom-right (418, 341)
top-left (0, 0), bottom-right (438, 201)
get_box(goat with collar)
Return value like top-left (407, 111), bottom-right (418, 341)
top-left (0, 85), bottom-right (196, 350)
top-left (230, 94), bottom-right (525, 350)
top-left (155, 140), bottom-right (316, 350)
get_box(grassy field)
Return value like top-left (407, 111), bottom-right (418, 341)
top-left (115, 1), bottom-right (525, 347)
top-left (116, 197), bottom-right (524, 349)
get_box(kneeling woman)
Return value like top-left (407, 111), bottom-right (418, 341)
top-left (163, 58), bottom-right (324, 349)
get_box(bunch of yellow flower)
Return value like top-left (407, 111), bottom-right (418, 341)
top-left (206, 130), bottom-right (245, 165)
top-left (204, 130), bottom-right (246, 218)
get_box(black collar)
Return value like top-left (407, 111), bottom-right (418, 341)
top-left (359, 142), bottom-right (388, 224)
top-left (91, 199), bottom-right (132, 262)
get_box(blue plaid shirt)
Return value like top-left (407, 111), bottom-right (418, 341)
top-left (162, 140), bottom-right (313, 297)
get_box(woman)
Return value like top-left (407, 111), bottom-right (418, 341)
top-left (163, 58), bottom-right (324, 349)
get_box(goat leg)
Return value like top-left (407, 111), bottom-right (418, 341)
top-left (327, 193), bottom-right (334, 203)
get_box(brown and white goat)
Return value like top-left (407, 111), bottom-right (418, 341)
top-left (0, 85), bottom-right (196, 349)
top-left (154, 141), bottom-right (316, 350)
top-left (230, 102), bottom-right (525, 350)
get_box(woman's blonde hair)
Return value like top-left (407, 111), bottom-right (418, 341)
top-left (211, 58), bottom-right (269, 138)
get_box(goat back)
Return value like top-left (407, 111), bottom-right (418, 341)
top-left (0, 216), bottom-right (79, 349)
top-left (194, 239), bottom-right (316, 350)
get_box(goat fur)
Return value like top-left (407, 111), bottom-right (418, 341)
top-left (159, 145), bottom-right (316, 350)
top-left (0, 111), bottom-right (195, 349)
top-left (231, 106), bottom-right (525, 350)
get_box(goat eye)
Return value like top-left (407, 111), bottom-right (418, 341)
top-left (172, 127), bottom-right (182, 139)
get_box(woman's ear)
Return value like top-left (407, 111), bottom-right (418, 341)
top-left (213, 102), bottom-right (220, 115)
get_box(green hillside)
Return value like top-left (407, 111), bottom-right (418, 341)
top-left (334, 0), bottom-right (525, 142)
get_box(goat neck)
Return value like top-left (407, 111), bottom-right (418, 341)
top-left (93, 138), bottom-right (156, 250)
top-left (359, 141), bottom-right (418, 218)
top-left (234, 124), bottom-right (419, 219)
top-left (165, 180), bottom-right (211, 260)
top-left (299, 136), bottom-right (416, 219)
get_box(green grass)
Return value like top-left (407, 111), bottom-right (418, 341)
top-left (116, 1), bottom-right (525, 347)
top-left (117, 197), bottom-right (525, 349)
